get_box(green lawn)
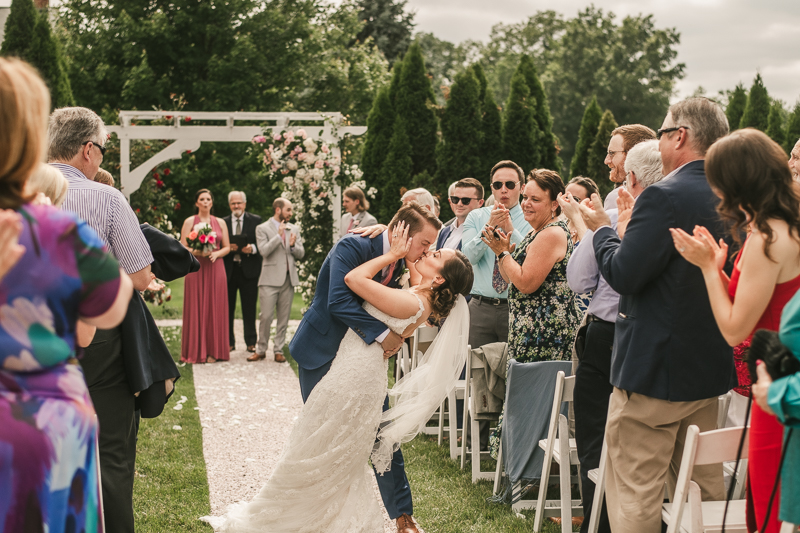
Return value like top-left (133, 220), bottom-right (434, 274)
top-left (146, 277), bottom-right (305, 321)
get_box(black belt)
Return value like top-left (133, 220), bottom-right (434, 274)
top-left (586, 314), bottom-right (614, 326)
top-left (471, 294), bottom-right (507, 306)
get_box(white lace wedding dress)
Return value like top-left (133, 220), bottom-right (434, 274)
top-left (204, 295), bottom-right (425, 533)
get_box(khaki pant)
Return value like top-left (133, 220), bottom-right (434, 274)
top-left (255, 277), bottom-right (293, 355)
top-left (604, 387), bottom-right (725, 533)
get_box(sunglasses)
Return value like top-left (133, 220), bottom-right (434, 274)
top-left (82, 141), bottom-right (107, 157)
top-left (491, 181), bottom-right (519, 190)
top-left (657, 126), bottom-right (690, 140)
top-left (449, 196), bottom-right (478, 205)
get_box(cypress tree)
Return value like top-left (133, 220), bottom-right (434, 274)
top-left (785, 101), bottom-right (800, 154)
top-left (388, 60), bottom-right (404, 105)
top-left (502, 68), bottom-right (538, 174)
top-left (587, 109), bottom-right (618, 198)
top-left (740, 74), bottom-right (770, 131)
top-left (378, 115), bottom-right (414, 223)
top-left (519, 55), bottom-right (559, 170)
top-left (726, 83), bottom-right (747, 132)
top-left (361, 86), bottom-right (395, 189)
top-left (435, 68), bottom-right (482, 194)
top-left (479, 88), bottom-right (503, 187)
top-left (472, 63), bottom-right (488, 105)
top-left (766, 102), bottom-right (786, 151)
top-left (570, 96), bottom-right (603, 178)
top-left (29, 13), bottom-right (75, 108)
top-left (0, 0), bottom-right (37, 60)
top-left (394, 43), bottom-right (438, 177)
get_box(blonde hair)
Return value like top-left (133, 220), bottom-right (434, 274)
top-left (93, 167), bottom-right (115, 187)
top-left (27, 164), bottom-right (69, 206)
top-left (0, 58), bottom-right (50, 209)
top-left (343, 185), bottom-right (369, 211)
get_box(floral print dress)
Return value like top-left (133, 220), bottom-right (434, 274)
top-left (489, 219), bottom-right (580, 457)
top-left (0, 204), bottom-right (121, 533)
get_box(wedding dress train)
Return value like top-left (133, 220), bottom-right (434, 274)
top-left (203, 296), bottom-right (425, 532)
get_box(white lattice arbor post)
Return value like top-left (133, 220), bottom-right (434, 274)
top-left (106, 111), bottom-right (366, 227)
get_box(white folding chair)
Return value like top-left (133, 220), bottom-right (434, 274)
top-left (395, 341), bottom-right (412, 381)
top-left (662, 425), bottom-right (749, 533)
top-left (533, 371), bottom-right (582, 533)
top-left (437, 342), bottom-right (468, 460)
top-left (460, 346), bottom-right (499, 483)
top-left (717, 392), bottom-right (732, 429)
top-left (586, 438), bottom-right (608, 533)
top-left (780, 523), bottom-right (799, 533)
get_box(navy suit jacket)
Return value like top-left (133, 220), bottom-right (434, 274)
top-left (593, 160), bottom-right (736, 401)
top-left (436, 224), bottom-right (462, 251)
top-left (289, 233), bottom-right (405, 371)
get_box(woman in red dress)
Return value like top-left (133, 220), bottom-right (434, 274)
top-left (180, 189), bottom-right (231, 363)
top-left (671, 129), bottom-right (800, 533)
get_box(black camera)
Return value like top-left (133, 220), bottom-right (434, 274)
top-left (746, 329), bottom-right (800, 383)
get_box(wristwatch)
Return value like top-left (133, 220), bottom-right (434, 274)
top-left (498, 251), bottom-right (510, 262)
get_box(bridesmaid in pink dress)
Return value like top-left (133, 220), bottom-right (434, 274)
top-left (180, 189), bottom-right (231, 363)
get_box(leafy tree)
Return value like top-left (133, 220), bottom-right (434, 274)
top-left (740, 74), bottom-right (770, 131)
top-left (587, 109), bottom-right (618, 197)
top-left (29, 13), bottom-right (75, 108)
top-left (518, 54), bottom-right (559, 170)
top-left (786, 101), bottom-right (800, 153)
top-left (394, 42), bottom-right (438, 178)
top-left (725, 83), bottom-right (747, 132)
top-left (0, 0), bottom-right (37, 60)
top-left (435, 68), bottom-right (482, 212)
top-left (415, 32), bottom-right (468, 105)
top-left (502, 68), bottom-right (539, 174)
top-left (377, 115), bottom-right (414, 222)
top-left (355, 0), bottom-right (414, 66)
top-left (570, 96), bottom-right (603, 178)
top-left (766, 102), bottom-right (786, 150)
top-left (361, 86), bottom-right (395, 189)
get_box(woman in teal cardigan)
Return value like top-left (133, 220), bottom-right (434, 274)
top-left (753, 288), bottom-right (800, 525)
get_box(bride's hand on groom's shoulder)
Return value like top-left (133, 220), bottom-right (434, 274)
top-left (389, 222), bottom-right (411, 259)
top-left (350, 224), bottom-right (387, 238)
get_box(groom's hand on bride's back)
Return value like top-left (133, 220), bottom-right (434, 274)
top-left (381, 331), bottom-right (404, 359)
top-left (350, 224), bottom-right (387, 238)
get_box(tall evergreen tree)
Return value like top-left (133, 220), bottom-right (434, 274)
top-left (472, 62), bottom-right (488, 105)
top-left (740, 74), bottom-right (770, 131)
top-left (519, 55), bottom-right (559, 170)
top-left (502, 68), bottom-right (539, 173)
top-left (766, 102), bottom-right (786, 151)
top-left (394, 43), bottom-right (438, 178)
top-left (360, 86), bottom-right (395, 188)
top-left (435, 68), bottom-right (482, 197)
top-left (377, 115), bottom-right (414, 222)
top-left (30, 14), bottom-right (75, 108)
top-left (785, 101), bottom-right (800, 154)
top-left (388, 58), bottom-right (404, 104)
top-left (479, 89), bottom-right (504, 187)
top-left (587, 109), bottom-right (618, 197)
top-left (726, 83), bottom-right (747, 132)
top-left (355, 0), bottom-right (414, 66)
top-left (570, 96), bottom-right (603, 178)
top-left (0, 0), bottom-right (37, 60)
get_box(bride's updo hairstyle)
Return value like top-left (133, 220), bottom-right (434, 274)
top-left (429, 251), bottom-right (473, 320)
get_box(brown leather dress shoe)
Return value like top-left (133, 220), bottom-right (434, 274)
top-left (274, 352), bottom-right (287, 363)
top-left (247, 352), bottom-right (266, 362)
top-left (246, 345), bottom-right (256, 353)
top-left (396, 513), bottom-right (419, 533)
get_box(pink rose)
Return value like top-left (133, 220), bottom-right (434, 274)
top-left (321, 144), bottom-right (330, 153)
top-left (271, 164), bottom-right (279, 172)
top-left (188, 231), bottom-right (198, 240)
top-left (199, 234), bottom-right (207, 243)
top-left (296, 128), bottom-right (307, 139)
top-left (319, 191), bottom-right (328, 198)
top-left (293, 146), bottom-right (302, 154)
top-left (252, 135), bottom-right (267, 144)
top-left (285, 131), bottom-right (295, 139)
top-left (315, 160), bottom-right (324, 169)
top-left (298, 152), bottom-right (307, 161)
top-left (273, 133), bottom-right (282, 141)
top-left (207, 235), bottom-right (216, 244)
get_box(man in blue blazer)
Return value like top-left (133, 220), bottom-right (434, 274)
top-left (289, 202), bottom-right (441, 533)
top-left (578, 98), bottom-right (736, 533)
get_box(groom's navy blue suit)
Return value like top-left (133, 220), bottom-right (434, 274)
top-left (289, 232), bottom-right (411, 519)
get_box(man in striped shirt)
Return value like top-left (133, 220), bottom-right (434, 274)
top-left (50, 106), bottom-right (152, 533)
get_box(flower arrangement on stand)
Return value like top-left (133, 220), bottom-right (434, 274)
top-left (251, 125), bottom-right (363, 309)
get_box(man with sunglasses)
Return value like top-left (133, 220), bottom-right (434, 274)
top-left (436, 178), bottom-right (484, 251)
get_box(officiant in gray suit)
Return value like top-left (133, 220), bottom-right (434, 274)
top-left (251, 198), bottom-right (304, 362)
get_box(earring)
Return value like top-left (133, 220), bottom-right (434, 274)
top-left (551, 210), bottom-right (555, 219)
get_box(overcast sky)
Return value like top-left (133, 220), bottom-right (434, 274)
top-left (406, 0), bottom-right (800, 105)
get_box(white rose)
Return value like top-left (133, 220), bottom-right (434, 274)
top-left (303, 138), bottom-right (318, 152)
top-left (305, 153), bottom-right (317, 165)
top-left (273, 149), bottom-right (284, 160)
top-left (286, 159), bottom-right (298, 171)
top-left (296, 168), bottom-right (308, 179)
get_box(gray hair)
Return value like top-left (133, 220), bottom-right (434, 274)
top-left (47, 107), bottom-right (107, 162)
top-left (668, 97), bottom-right (729, 156)
top-left (401, 187), bottom-right (435, 212)
top-left (624, 140), bottom-right (664, 189)
top-left (228, 190), bottom-right (247, 203)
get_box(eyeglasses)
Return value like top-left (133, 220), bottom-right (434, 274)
top-left (449, 196), bottom-right (478, 205)
top-left (657, 126), bottom-right (690, 140)
top-left (82, 141), bottom-right (107, 157)
top-left (607, 150), bottom-right (627, 157)
top-left (491, 181), bottom-right (519, 190)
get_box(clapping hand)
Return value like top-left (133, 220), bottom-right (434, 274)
top-left (488, 203), bottom-right (513, 233)
top-left (278, 221), bottom-right (287, 237)
top-left (577, 193), bottom-right (612, 232)
top-left (670, 225), bottom-right (727, 271)
top-left (0, 210), bottom-right (25, 281)
top-left (557, 192), bottom-right (587, 241)
top-left (615, 188), bottom-right (636, 239)
top-left (481, 226), bottom-right (515, 256)
top-left (289, 233), bottom-right (297, 247)
top-left (351, 224), bottom-right (387, 238)
top-left (389, 221), bottom-right (411, 259)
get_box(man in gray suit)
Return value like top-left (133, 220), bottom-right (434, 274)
top-left (250, 198), bottom-right (304, 362)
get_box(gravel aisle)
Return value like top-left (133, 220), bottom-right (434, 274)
top-left (186, 318), bottom-right (395, 532)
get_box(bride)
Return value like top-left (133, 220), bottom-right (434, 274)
top-left (203, 221), bottom-right (474, 532)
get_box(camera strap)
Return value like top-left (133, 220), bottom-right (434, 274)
top-left (722, 394), bottom-right (751, 533)
top-left (761, 427), bottom-right (793, 533)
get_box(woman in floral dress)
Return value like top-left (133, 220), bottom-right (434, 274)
top-left (482, 169), bottom-right (580, 457)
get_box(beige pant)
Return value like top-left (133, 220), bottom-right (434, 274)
top-left (604, 387), bottom-right (725, 533)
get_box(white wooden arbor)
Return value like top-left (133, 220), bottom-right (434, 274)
top-left (106, 111), bottom-right (367, 225)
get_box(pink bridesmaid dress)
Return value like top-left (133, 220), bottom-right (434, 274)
top-left (181, 215), bottom-right (230, 363)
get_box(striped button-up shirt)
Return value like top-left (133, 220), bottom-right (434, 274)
top-left (55, 163), bottom-right (153, 274)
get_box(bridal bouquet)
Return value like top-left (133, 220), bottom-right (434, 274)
top-left (186, 222), bottom-right (217, 253)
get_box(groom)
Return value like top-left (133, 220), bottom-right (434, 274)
top-left (289, 202), bottom-right (440, 533)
